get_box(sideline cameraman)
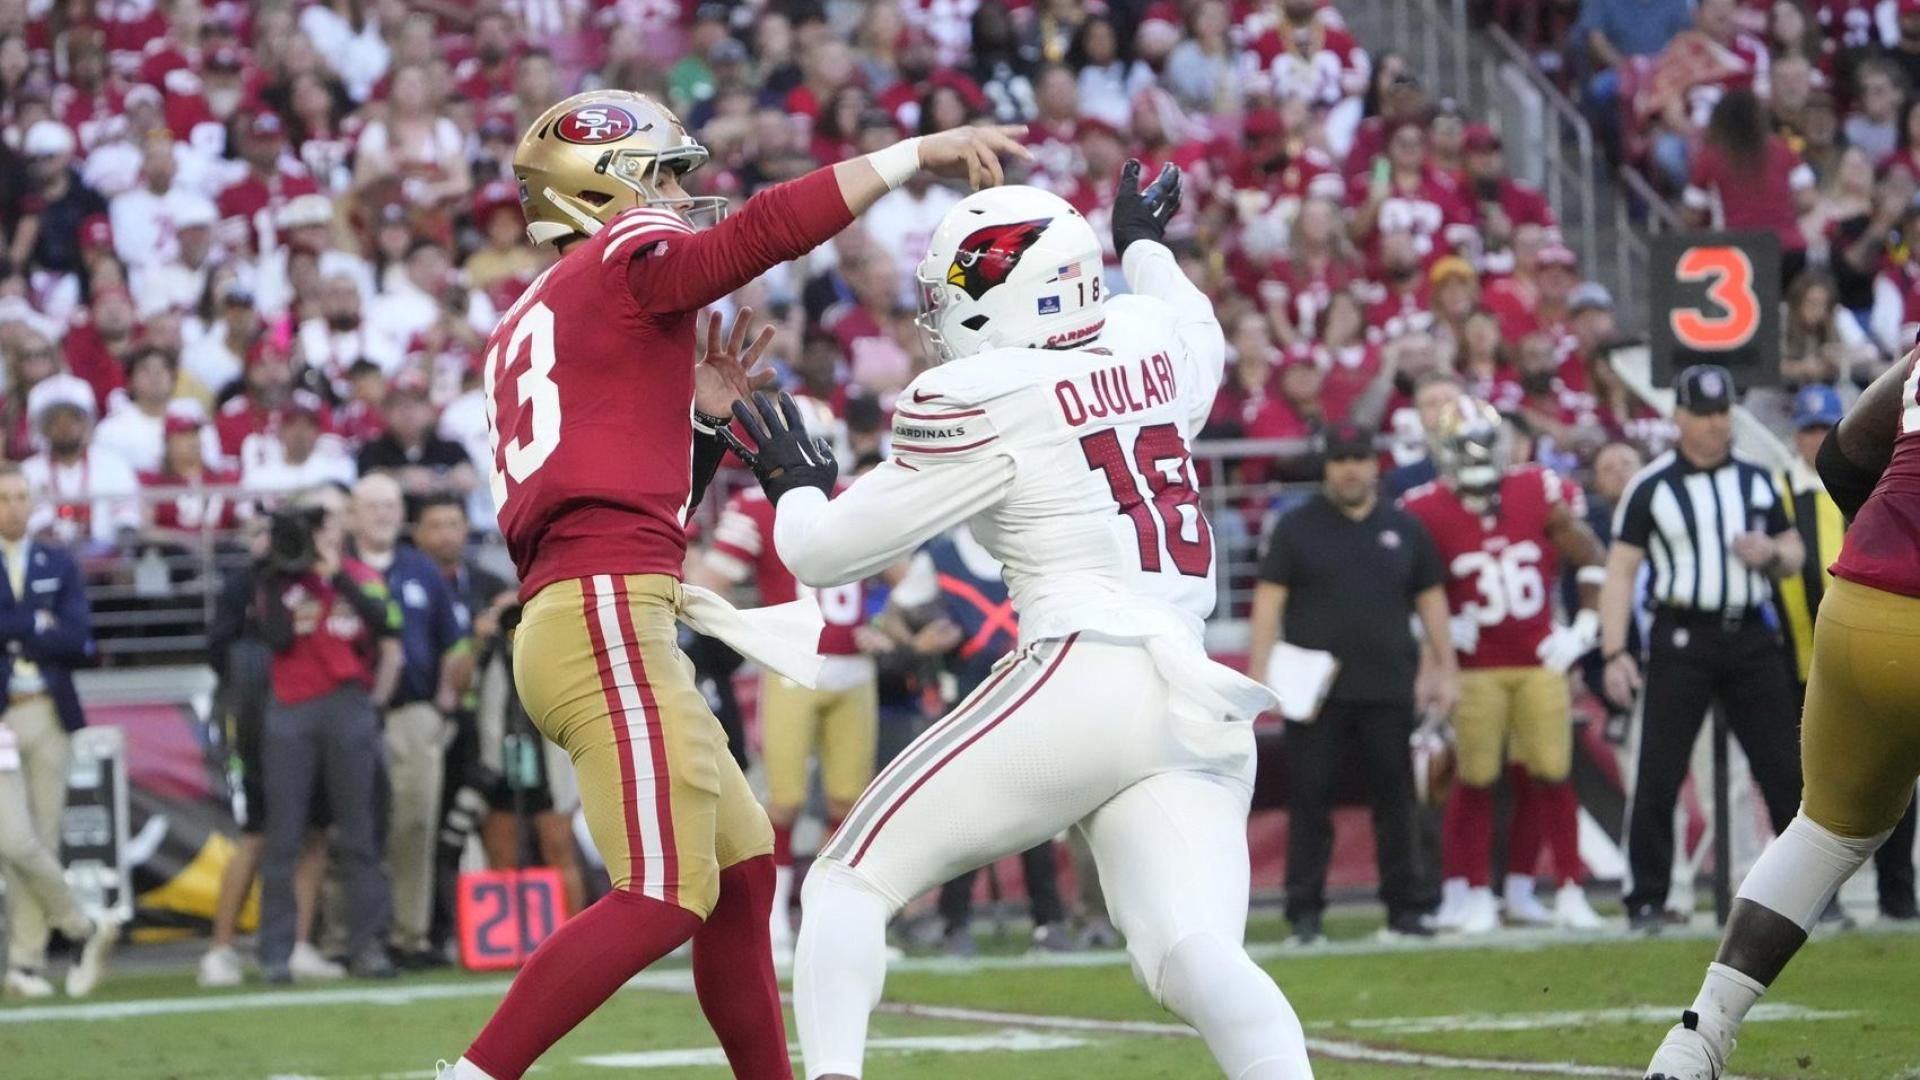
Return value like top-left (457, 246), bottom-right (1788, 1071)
top-left (255, 486), bottom-right (401, 982)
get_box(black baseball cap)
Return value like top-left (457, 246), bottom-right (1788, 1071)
top-left (1322, 421), bottom-right (1376, 460)
top-left (1675, 363), bottom-right (1734, 415)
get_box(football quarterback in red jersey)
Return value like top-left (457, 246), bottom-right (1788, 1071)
top-left (443, 89), bottom-right (1028, 1080)
top-left (1645, 350), bottom-right (1920, 1080)
top-left (1401, 398), bottom-right (1607, 935)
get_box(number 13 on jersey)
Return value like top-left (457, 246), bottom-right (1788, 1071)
top-left (484, 300), bottom-right (562, 510)
top-left (1082, 422), bottom-right (1214, 577)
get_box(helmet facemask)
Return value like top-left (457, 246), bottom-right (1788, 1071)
top-left (600, 145), bottom-right (727, 229)
top-left (1432, 402), bottom-right (1509, 514)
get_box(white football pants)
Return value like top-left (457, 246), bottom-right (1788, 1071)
top-left (795, 633), bottom-right (1312, 1079)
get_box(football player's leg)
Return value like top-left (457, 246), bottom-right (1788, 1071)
top-left (759, 673), bottom-right (815, 945)
top-left (461, 578), bottom-right (705, 1080)
top-left (798, 637), bottom-right (1111, 1079)
top-left (1084, 770), bottom-right (1310, 1079)
top-left (1650, 580), bottom-right (1920, 1079)
top-left (695, 729), bottom-right (790, 1080)
top-left (1442, 671), bottom-right (1507, 927)
top-left (1511, 668), bottom-right (1581, 885)
top-left (819, 680), bottom-right (880, 839)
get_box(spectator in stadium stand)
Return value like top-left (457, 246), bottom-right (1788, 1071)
top-left (240, 398), bottom-right (355, 495)
top-left (1769, 384), bottom-right (1920, 922)
top-left (1427, 256), bottom-right (1480, 352)
top-left (1885, 0), bottom-right (1920, 92)
top-left (217, 110), bottom-right (320, 256)
top-left (1349, 118), bottom-right (1474, 267)
top-left (1248, 421), bottom-right (1457, 944)
top-left (182, 280), bottom-right (260, 396)
top-left (864, 163), bottom-right (963, 293)
top-left (14, 120), bottom-right (105, 283)
top-left (1162, 0), bottom-right (1243, 116)
top-left (1364, 233), bottom-right (1435, 345)
top-left (1684, 89), bottom-right (1817, 290)
top-left (1641, 0), bottom-right (1771, 191)
top-left (1072, 15), bottom-right (1153, 130)
top-left (462, 181), bottom-right (545, 302)
top-left (1768, 53), bottom-right (1818, 150)
top-left (1508, 331), bottom-right (1601, 461)
top-left (1600, 365), bottom-right (1806, 932)
top-left (107, 128), bottom-right (197, 270)
top-left (299, 273), bottom-right (401, 393)
top-left (0, 461), bottom-right (116, 1001)
top-left (1843, 59), bottom-right (1907, 163)
top-left (1459, 126), bottom-right (1557, 267)
top-left (346, 473), bottom-right (467, 968)
top-left (21, 372), bottom-right (139, 551)
top-left (1782, 270), bottom-right (1879, 395)
top-left (1304, 289), bottom-right (1386, 426)
top-left (1426, 102), bottom-right (1467, 180)
top-left (255, 193), bottom-right (375, 321)
top-left (138, 412), bottom-right (242, 547)
top-left (60, 283), bottom-right (137, 408)
top-left (331, 359), bottom-right (388, 449)
top-left (371, 239), bottom-right (496, 352)
top-left (1457, 309), bottom-right (1520, 406)
top-left (255, 485), bottom-right (400, 982)
top-left (356, 376), bottom-right (475, 518)
top-left (353, 63), bottom-right (472, 212)
top-left (217, 338), bottom-right (326, 462)
top-left (93, 345), bottom-right (212, 473)
top-left (1254, 0), bottom-right (1371, 158)
top-left (0, 326), bottom-right (61, 461)
top-left (1264, 195), bottom-right (1362, 348)
top-left (128, 193), bottom-right (221, 321)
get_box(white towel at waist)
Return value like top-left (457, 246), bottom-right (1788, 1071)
top-left (678, 583), bottom-right (826, 689)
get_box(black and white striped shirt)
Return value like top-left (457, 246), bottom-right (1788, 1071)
top-left (1612, 450), bottom-right (1791, 614)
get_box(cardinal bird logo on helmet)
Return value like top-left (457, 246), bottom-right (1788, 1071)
top-left (947, 218), bottom-right (1052, 301)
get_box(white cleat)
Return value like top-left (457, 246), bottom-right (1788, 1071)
top-left (288, 942), bottom-right (346, 981)
top-left (65, 915), bottom-right (122, 997)
top-left (1503, 877), bottom-right (1554, 926)
top-left (1433, 878), bottom-right (1471, 931)
top-left (1644, 1015), bottom-right (1728, 1079)
top-left (198, 944), bottom-right (244, 988)
top-left (1554, 882), bottom-right (1605, 930)
top-left (3, 969), bottom-right (54, 999)
top-left (1457, 887), bottom-right (1500, 935)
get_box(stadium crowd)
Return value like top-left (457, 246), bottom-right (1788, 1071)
top-left (0, 0), bottom-right (1912, 988)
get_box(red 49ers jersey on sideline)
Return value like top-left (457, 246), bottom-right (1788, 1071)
top-left (487, 170), bottom-right (853, 602)
top-left (1402, 464), bottom-right (1584, 668)
top-left (1832, 352), bottom-right (1920, 599)
top-left (707, 485), bottom-right (868, 656)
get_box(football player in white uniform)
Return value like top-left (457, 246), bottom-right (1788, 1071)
top-left (727, 163), bottom-right (1311, 1080)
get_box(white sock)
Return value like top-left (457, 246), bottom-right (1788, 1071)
top-left (450, 1057), bottom-right (500, 1080)
top-left (1504, 874), bottom-right (1536, 904)
top-left (1688, 962), bottom-right (1765, 1051)
top-left (795, 865), bottom-right (892, 1079)
top-left (1157, 932), bottom-right (1311, 1080)
top-left (770, 864), bottom-right (795, 941)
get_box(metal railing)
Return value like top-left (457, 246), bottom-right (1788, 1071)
top-left (1482, 25), bottom-right (1601, 268)
top-left (54, 443), bottom-right (1333, 662)
top-left (1612, 166), bottom-right (1688, 332)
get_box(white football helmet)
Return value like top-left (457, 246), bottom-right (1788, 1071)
top-left (914, 186), bottom-right (1106, 363)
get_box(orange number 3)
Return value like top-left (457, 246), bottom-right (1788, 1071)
top-left (1670, 246), bottom-right (1760, 351)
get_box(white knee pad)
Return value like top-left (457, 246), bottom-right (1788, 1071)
top-left (1737, 811), bottom-right (1890, 932)
top-left (1155, 932), bottom-right (1311, 1079)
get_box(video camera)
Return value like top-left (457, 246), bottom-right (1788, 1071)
top-left (263, 504), bottom-right (327, 577)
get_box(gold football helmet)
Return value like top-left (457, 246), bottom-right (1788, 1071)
top-left (512, 90), bottom-right (727, 246)
top-left (1428, 396), bottom-right (1508, 509)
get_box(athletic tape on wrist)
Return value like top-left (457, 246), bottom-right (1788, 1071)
top-left (869, 137), bottom-right (924, 190)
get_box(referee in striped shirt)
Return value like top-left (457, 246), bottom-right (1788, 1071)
top-left (1597, 364), bottom-right (1807, 932)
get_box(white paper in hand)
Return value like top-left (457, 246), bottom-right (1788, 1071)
top-left (0, 724), bottom-right (19, 772)
top-left (1264, 643), bottom-right (1340, 722)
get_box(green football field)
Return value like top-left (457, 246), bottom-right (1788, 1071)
top-left (2, 914), bottom-right (1916, 1080)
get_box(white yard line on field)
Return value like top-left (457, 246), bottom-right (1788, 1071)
top-left (576, 1030), bottom-right (1091, 1068)
top-left (1337, 1002), bottom-right (1856, 1035)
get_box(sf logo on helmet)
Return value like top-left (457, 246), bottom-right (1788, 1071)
top-left (946, 219), bottom-right (1051, 301)
top-left (555, 105), bottom-right (639, 145)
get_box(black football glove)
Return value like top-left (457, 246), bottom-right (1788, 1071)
top-left (728, 391), bottom-right (839, 505)
top-left (1111, 158), bottom-right (1183, 259)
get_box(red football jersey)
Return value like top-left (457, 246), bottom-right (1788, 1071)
top-left (1402, 464), bottom-right (1584, 668)
top-left (709, 485), bottom-right (866, 656)
top-left (1832, 352), bottom-right (1920, 599)
top-left (488, 170), bottom-right (852, 602)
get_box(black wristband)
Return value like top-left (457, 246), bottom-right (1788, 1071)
top-left (693, 409), bottom-right (733, 435)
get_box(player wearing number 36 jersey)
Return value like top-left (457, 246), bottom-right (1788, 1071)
top-left (1401, 397), bottom-right (1607, 936)
top-left (445, 89), bottom-right (1033, 1080)
top-left (728, 165), bottom-right (1314, 1080)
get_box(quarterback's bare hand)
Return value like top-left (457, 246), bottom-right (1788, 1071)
top-left (695, 307), bottom-right (778, 420)
top-left (917, 125), bottom-right (1032, 191)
